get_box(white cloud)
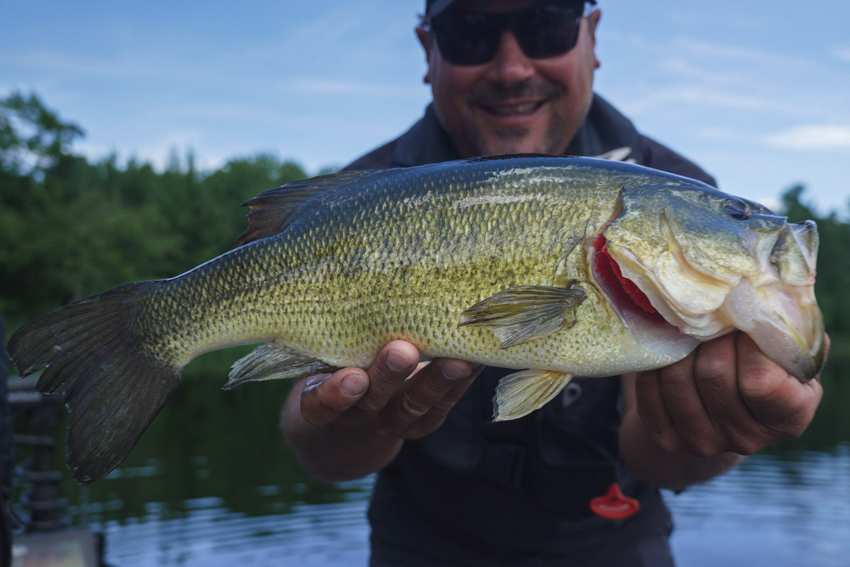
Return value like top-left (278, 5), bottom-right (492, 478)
top-left (615, 85), bottom-right (795, 116)
top-left (659, 59), bottom-right (737, 84)
top-left (675, 38), bottom-right (768, 62)
top-left (280, 77), bottom-right (422, 98)
top-left (694, 127), bottom-right (751, 142)
top-left (764, 125), bottom-right (850, 150)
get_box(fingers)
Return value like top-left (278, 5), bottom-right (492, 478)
top-left (299, 340), bottom-right (484, 440)
top-left (736, 333), bottom-right (823, 441)
top-left (636, 333), bottom-right (824, 459)
top-left (389, 361), bottom-right (484, 439)
top-left (356, 341), bottom-right (420, 413)
top-left (657, 346), bottom-right (720, 457)
top-left (635, 367), bottom-right (685, 454)
top-left (640, 335), bottom-right (764, 457)
top-left (300, 369), bottom-right (369, 426)
top-left (692, 334), bottom-right (770, 454)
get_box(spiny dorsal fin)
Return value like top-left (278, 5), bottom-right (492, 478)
top-left (460, 285), bottom-right (587, 348)
top-left (236, 170), bottom-right (377, 246)
top-left (464, 153), bottom-right (559, 164)
top-left (223, 340), bottom-right (338, 390)
top-left (493, 369), bottom-right (573, 421)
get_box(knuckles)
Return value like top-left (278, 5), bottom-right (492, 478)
top-left (766, 417), bottom-right (810, 442)
top-left (738, 367), bottom-right (786, 404)
top-left (654, 432), bottom-right (683, 454)
top-left (400, 394), bottom-right (431, 419)
top-left (722, 430), bottom-right (763, 456)
top-left (693, 353), bottom-right (732, 384)
top-left (356, 396), bottom-right (387, 414)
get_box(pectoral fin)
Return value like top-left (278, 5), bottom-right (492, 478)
top-left (224, 340), bottom-right (338, 390)
top-left (493, 370), bottom-right (573, 421)
top-left (460, 285), bottom-right (586, 348)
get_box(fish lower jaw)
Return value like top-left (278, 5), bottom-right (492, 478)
top-left (721, 281), bottom-right (824, 381)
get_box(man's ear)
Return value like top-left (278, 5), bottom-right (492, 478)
top-left (587, 9), bottom-right (602, 69)
top-left (416, 26), bottom-right (432, 84)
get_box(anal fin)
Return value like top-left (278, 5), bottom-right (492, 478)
top-left (493, 369), bottom-right (573, 421)
top-left (224, 340), bottom-right (338, 390)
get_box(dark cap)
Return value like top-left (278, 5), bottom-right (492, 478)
top-left (426, 0), bottom-right (596, 18)
top-left (425, 0), bottom-right (455, 17)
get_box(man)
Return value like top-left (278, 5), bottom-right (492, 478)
top-left (283, 1), bottom-right (824, 565)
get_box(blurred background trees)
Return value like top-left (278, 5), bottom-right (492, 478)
top-left (0, 92), bottom-right (309, 326)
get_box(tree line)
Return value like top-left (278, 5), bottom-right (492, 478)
top-left (0, 93), bottom-right (311, 328)
top-left (2, 92), bottom-right (849, 339)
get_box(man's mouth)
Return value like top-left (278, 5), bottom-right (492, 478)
top-left (479, 99), bottom-right (546, 117)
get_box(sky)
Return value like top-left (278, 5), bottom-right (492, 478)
top-left (2, 0), bottom-right (849, 215)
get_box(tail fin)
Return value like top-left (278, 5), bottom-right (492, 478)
top-left (8, 282), bottom-right (180, 483)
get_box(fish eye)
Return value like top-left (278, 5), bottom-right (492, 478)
top-left (723, 198), bottom-right (751, 221)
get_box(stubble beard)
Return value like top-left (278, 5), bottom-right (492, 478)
top-left (473, 110), bottom-right (569, 156)
top-left (464, 78), bottom-right (570, 157)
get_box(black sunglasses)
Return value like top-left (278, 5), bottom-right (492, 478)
top-left (426, 1), bottom-right (596, 66)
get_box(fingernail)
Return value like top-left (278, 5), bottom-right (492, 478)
top-left (387, 349), bottom-right (413, 373)
top-left (304, 373), bottom-right (331, 390)
top-left (442, 362), bottom-right (469, 381)
top-left (341, 373), bottom-right (367, 397)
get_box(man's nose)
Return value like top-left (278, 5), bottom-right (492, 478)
top-left (486, 30), bottom-right (536, 83)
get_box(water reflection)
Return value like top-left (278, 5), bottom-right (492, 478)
top-left (72, 448), bottom-right (850, 567)
top-left (11, 343), bottom-right (850, 566)
top-left (667, 446), bottom-right (850, 567)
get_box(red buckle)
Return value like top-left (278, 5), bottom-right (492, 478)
top-left (589, 483), bottom-right (640, 520)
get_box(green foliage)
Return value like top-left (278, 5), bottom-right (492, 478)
top-left (0, 92), bottom-right (308, 326)
top-left (0, 92), bottom-right (84, 174)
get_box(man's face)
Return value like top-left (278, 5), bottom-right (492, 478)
top-left (417, 0), bottom-right (601, 158)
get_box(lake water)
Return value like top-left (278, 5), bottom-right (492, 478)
top-left (11, 343), bottom-right (850, 566)
top-left (73, 448), bottom-right (850, 567)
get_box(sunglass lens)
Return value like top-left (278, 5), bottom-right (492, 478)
top-left (433, 15), bottom-right (500, 65)
top-left (514, 5), bottom-right (581, 59)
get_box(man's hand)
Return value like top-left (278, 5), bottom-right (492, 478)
top-left (620, 332), bottom-right (826, 491)
top-left (635, 332), bottom-right (825, 458)
top-left (283, 340), bottom-right (482, 482)
top-left (300, 340), bottom-right (483, 439)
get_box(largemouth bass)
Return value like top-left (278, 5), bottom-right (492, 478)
top-left (8, 156), bottom-right (824, 483)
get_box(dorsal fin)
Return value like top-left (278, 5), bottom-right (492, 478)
top-left (236, 169), bottom-right (377, 246)
top-left (464, 153), bottom-right (557, 164)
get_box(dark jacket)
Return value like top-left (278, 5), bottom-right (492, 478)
top-left (0, 315), bottom-right (11, 502)
top-left (0, 315), bottom-right (12, 567)
top-left (345, 95), bottom-right (716, 567)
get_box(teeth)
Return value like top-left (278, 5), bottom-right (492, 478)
top-left (487, 103), bottom-right (540, 116)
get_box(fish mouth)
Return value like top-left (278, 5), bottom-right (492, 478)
top-left (599, 226), bottom-right (825, 383)
top-left (721, 280), bottom-right (825, 382)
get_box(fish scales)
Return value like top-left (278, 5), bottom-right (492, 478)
top-left (136, 163), bottom-right (632, 374)
top-left (7, 156), bottom-right (824, 482)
